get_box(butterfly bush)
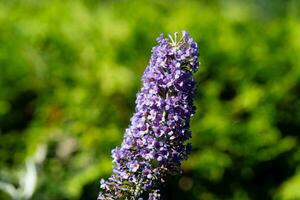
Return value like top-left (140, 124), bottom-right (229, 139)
top-left (98, 31), bottom-right (200, 200)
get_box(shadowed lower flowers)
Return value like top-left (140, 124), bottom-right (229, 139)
top-left (98, 31), bottom-right (200, 200)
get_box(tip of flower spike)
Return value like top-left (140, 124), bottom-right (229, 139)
top-left (165, 31), bottom-right (193, 48)
top-left (153, 31), bottom-right (200, 73)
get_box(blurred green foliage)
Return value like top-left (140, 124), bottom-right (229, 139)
top-left (0, 0), bottom-right (300, 199)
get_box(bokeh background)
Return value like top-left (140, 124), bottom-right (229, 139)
top-left (1, 0), bottom-right (300, 199)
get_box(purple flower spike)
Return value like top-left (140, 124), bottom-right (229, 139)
top-left (98, 31), bottom-right (200, 200)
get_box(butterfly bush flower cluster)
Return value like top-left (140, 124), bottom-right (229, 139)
top-left (98, 31), bottom-right (200, 200)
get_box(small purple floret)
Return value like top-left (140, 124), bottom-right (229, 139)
top-left (98, 31), bottom-right (200, 200)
